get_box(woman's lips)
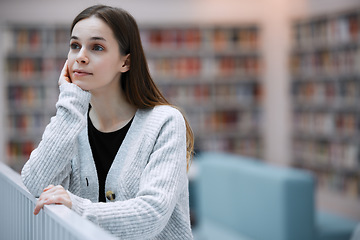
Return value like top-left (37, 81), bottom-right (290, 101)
top-left (73, 70), bottom-right (93, 77)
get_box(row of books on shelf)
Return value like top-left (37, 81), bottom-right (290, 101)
top-left (6, 26), bottom-right (260, 54)
top-left (198, 137), bottom-right (262, 159)
top-left (293, 139), bottom-right (359, 171)
top-left (149, 57), bottom-right (201, 79)
top-left (7, 57), bottom-right (65, 80)
top-left (188, 110), bottom-right (261, 134)
top-left (7, 86), bottom-right (58, 110)
top-left (7, 85), bottom-right (260, 112)
top-left (292, 11), bottom-right (359, 48)
top-left (9, 28), bottom-right (44, 52)
top-left (292, 81), bottom-right (360, 106)
top-left (148, 55), bottom-right (261, 79)
top-left (6, 56), bottom-right (261, 81)
top-left (8, 86), bottom-right (45, 108)
top-left (6, 27), bottom-right (70, 53)
top-left (7, 114), bottom-right (48, 135)
top-left (290, 47), bottom-right (360, 77)
top-left (293, 111), bottom-right (357, 136)
top-left (311, 169), bottom-right (360, 199)
top-left (7, 141), bottom-right (35, 163)
top-left (161, 83), bottom-right (261, 106)
top-left (140, 27), bottom-right (259, 51)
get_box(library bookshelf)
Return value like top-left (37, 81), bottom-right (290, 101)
top-left (290, 9), bottom-right (360, 218)
top-left (141, 25), bottom-right (263, 157)
top-left (4, 25), bottom-right (67, 172)
top-left (3, 24), bottom-right (263, 172)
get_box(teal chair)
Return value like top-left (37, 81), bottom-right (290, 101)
top-left (192, 152), bottom-right (358, 240)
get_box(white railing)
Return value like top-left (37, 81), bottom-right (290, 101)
top-left (0, 162), bottom-right (117, 240)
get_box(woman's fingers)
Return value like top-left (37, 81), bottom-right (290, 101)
top-left (58, 60), bottom-right (72, 86)
top-left (33, 184), bottom-right (54, 214)
top-left (43, 184), bottom-right (55, 192)
top-left (34, 197), bottom-right (47, 215)
top-left (33, 185), bottom-right (72, 215)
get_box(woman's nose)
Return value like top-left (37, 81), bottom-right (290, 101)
top-left (76, 49), bottom-right (89, 64)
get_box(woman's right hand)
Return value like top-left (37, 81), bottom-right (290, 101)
top-left (33, 185), bottom-right (72, 215)
top-left (58, 60), bottom-right (72, 86)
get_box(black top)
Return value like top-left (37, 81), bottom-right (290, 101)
top-left (88, 109), bottom-right (133, 202)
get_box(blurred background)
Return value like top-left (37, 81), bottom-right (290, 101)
top-left (0, 0), bottom-right (359, 236)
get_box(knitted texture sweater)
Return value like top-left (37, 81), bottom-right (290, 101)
top-left (21, 82), bottom-right (193, 240)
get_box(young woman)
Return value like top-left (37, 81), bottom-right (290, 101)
top-left (21, 4), bottom-right (194, 239)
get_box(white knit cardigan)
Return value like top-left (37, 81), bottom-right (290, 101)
top-left (21, 82), bottom-right (193, 240)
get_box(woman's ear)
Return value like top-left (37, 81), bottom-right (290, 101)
top-left (120, 54), bottom-right (130, 73)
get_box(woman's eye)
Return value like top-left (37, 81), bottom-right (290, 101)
top-left (70, 43), bottom-right (80, 50)
top-left (93, 45), bottom-right (104, 51)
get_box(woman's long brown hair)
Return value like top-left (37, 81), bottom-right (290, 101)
top-left (71, 5), bottom-right (194, 170)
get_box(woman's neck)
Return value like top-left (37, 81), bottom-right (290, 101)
top-left (89, 88), bottom-right (137, 133)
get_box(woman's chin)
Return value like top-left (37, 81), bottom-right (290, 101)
top-left (71, 80), bottom-right (89, 91)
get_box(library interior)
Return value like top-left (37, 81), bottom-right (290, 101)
top-left (0, 0), bottom-right (360, 239)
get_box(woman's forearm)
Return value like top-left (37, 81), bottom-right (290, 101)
top-left (21, 83), bottom-right (91, 197)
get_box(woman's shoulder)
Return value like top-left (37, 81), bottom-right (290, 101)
top-left (138, 105), bottom-right (185, 126)
top-left (155, 105), bottom-right (183, 116)
top-left (142, 105), bottom-right (183, 117)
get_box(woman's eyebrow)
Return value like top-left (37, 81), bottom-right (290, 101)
top-left (70, 36), bottom-right (106, 41)
top-left (90, 36), bottom-right (106, 41)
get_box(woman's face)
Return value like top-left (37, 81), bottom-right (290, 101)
top-left (67, 16), bottom-right (129, 92)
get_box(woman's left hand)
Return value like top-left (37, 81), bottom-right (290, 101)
top-left (33, 185), bottom-right (72, 215)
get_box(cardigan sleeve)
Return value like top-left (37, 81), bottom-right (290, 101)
top-left (68, 107), bottom-right (189, 239)
top-left (21, 82), bottom-right (91, 197)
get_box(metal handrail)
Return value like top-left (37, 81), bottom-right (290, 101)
top-left (0, 161), bottom-right (117, 240)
